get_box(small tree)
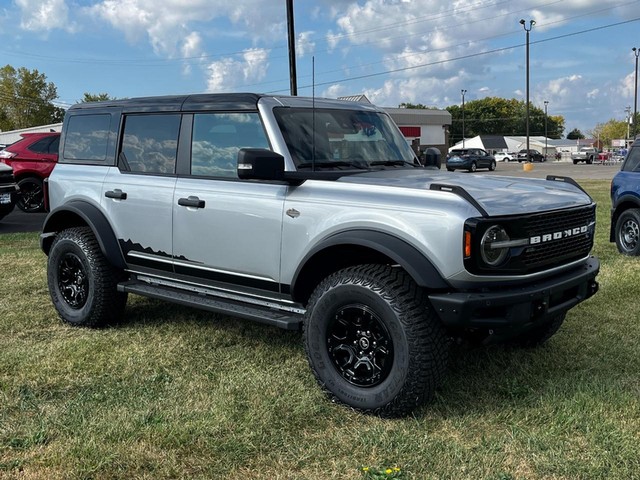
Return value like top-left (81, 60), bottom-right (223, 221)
top-left (566, 128), bottom-right (585, 140)
top-left (81, 93), bottom-right (117, 103)
top-left (0, 65), bottom-right (64, 130)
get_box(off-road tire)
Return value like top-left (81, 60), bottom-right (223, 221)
top-left (47, 227), bottom-right (127, 327)
top-left (303, 264), bottom-right (449, 417)
top-left (614, 208), bottom-right (640, 255)
top-left (507, 314), bottom-right (566, 348)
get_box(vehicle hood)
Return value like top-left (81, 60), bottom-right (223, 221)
top-left (338, 169), bottom-right (592, 217)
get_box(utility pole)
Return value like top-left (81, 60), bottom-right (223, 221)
top-left (544, 100), bottom-right (549, 160)
top-left (625, 106), bottom-right (631, 146)
top-left (286, 0), bottom-right (297, 96)
top-left (632, 47), bottom-right (638, 138)
top-left (461, 89), bottom-right (467, 148)
top-left (520, 19), bottom-right (535, 162)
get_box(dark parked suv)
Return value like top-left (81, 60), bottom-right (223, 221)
top-left (445, 148), bottom-right (496, 172)
top-left (610, 138), bottom-right (640, 255)
top-left (517, 149), bottom-right (545, 162)
top-left (0, 132), bottom-right (60, 212)
top-left (0, 163), bottom-right (18, 221)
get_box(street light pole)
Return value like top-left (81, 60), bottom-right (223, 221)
top-left (520, 19), bottom-right (535, 162)
top-left (461, 89), bottom-right (467, 148)
top-left (632, 47), bottom-right (639, 139)
top-left (626, 106), bottom-right (632, 145)
top-left (544, 100), bottom-right (549, 160)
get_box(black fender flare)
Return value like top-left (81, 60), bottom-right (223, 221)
top-left (291, 229), bottom-right (449, 298)
top-left (40, 200), bottom-right (126, 270)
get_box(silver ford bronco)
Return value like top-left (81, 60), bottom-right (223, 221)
top-left (41, 94), bottom-right (599, 416)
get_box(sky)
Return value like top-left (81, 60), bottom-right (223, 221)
top-left (1, 0), bottom-right (639, 137)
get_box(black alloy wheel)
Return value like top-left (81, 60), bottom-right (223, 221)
top-left (326, 304), bottom-right (394, 387)
top-left (17, 177), bottom-right (44, 212)
top-left (58, 252), bottom-right (89, 309)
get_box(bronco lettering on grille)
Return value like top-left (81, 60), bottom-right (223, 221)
top-left (529, 225), bottom-right (589, 245)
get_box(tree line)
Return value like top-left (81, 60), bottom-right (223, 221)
top-left (3, 63), bottom-right (637, 147)
top-left (0, 64), bottom-right (115, 132)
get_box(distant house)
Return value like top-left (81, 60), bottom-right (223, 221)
top-left (0, 123), bottom-right (63, 147)
top-left (338, 95), bottom-right (452, 156)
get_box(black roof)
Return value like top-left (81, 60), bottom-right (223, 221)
top-left (69, 93), bottom-right (263, 112)
top-left (479, 135), bottom-right (508, 149)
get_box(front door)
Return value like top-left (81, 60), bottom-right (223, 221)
top-left (172, 112), bottom-right (286, 295)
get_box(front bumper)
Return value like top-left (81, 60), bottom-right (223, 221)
top-left (428, 256), bottom-right (599, 331)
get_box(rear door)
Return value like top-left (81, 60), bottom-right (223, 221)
top-left (102, 113), bottom-right (179, 275)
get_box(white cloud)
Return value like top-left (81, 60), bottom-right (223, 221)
top-left (89, 0), bottom-right (285, 57)
top-left (180, 32), bottom-right (204, 75)
top-left (16, 0), bottom-right (73, 32)
top-left (206, 48), bottom-right (269, 92)
top-left (297, 31), bottom-right (316, 58)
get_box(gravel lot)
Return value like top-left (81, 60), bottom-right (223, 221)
top-left (473, 160), bottom-right (620, 180)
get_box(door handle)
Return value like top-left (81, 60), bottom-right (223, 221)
top-left (105, 189), bottom-right (127, 200)
top-left (178, 196), bottom-right (205, 208)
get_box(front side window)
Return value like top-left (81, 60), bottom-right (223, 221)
top-left (120, 114), bottom-right (180, 174)
top-left (191, 112), bottom-right (269, 178)
top-left (273, 107), bottom-right (417, 170)
top-left (64, 114), bottom-right (111, 161)
top-left (622, 146), bottom-right (640, 172)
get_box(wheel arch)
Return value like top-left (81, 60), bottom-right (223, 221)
top-left (13, 169), bottom-right (47, 181)
top-left (610, 195), bottom-right (640, 242)
top-left (290, 229), bottom-right (448, 305)
top-left (41, 200), bottom-right (126, 269)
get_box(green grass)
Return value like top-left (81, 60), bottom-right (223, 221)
top-left (1, 180), bottom-right (639, 479)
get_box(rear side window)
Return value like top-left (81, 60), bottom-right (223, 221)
top-left (190, 112), bottom-right (269, 178)
top-left (64, 114), bottom-right (111, 161)
top-left (28, 136), bottom-right (58, 154)
top-left (622, 146), bottom-right (640, 172)
top-left (120, 114), bottom-right (181, 174)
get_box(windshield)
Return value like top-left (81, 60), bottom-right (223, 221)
top-left (273, 107), bottom-right (419, 170)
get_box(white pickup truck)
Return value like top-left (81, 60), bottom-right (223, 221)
top-left (571, 147), bottom-right (598, 164)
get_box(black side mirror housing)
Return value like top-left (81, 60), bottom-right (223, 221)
top-left (237, 148), bottom-right (285, 181)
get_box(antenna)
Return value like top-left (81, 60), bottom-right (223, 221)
top-left (312, 56), bottom-right (316, 172)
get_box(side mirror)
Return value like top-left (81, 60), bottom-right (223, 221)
top-left (237, 148), bottom-right (285, 181)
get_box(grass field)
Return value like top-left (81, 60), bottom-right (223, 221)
top-left (1, 179), bottom-right (638, 480)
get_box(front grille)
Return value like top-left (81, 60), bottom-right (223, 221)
top-left (521, 205), bottom-right (595, 270)
top-left (465, 204), bottom-right (596, 275)
top-left (0, 171), bottom-right (15, 184)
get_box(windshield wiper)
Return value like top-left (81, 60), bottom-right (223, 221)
top-left (297, 161), bottom-right (369, 170)
top-left (369, 160), bottom-right (419, 168)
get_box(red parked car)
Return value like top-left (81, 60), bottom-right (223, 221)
top-left (0, 132), bottom-right (60, 212)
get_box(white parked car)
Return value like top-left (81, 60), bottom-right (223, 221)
top-left (494, 151), bottom-right (515, 162)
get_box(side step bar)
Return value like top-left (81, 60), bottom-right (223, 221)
top-left (118, 280), bottom-right (303, 330)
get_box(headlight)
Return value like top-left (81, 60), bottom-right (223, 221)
top-left (480, 225), bottom-right (510, 266)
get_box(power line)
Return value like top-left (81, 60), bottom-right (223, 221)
top-left (265, 16), bottom-right (640, 93)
